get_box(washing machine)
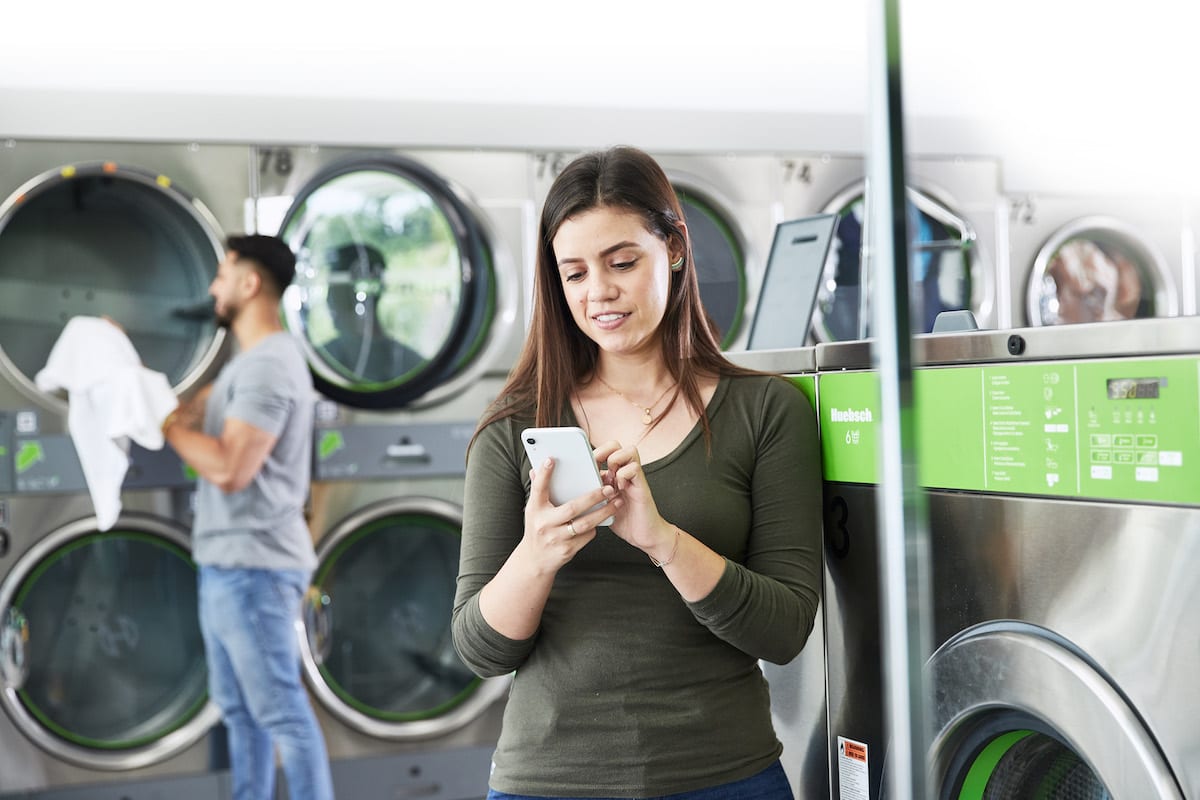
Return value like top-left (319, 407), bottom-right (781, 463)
top-left (0, 487), bottom-right (225, 799)
top-left (0, 140), bottom-right (250, 796)
top-left (294, 417), bottom-right (513, 800)
top-left (530, 150), bottom-right (782, 351)
top-left (815, 316), bottom-right (1200, 798)
top-left (778, 152), bottom-right (1001, 341)
top-left (249, 144), bottom-right (528, 796)
top-left (1005, 191), bottom-right (1192, 329)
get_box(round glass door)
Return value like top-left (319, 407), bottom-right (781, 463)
top-left (928, 623), bottom-right (1182, 800)
top-left (301, 497), bottom-right (508, 739)
top-left (1027, 217), bottom-right (1176, 326)
top-left (674, 185), bottom-right (746, 348)
top-left (816, 185), bottom-right (975, 341)
top-left (279, 157), bottom-right (495, 410)
top-left (951, 726), bottom-right (1111, 799)
top-left (0, 515), bottom-right (219, 769)
top-left (0, 162), bottom-right (227, 405)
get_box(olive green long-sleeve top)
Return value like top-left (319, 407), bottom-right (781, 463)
top-left (451, 374), bottom-right (822, 797)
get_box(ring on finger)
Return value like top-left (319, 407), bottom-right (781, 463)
top-left (566, 519), bottom-right (577, 536)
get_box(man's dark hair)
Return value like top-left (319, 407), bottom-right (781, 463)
top-left (226, 234), bottom-right (296, 297)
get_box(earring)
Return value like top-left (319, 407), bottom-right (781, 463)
top-left (670, 256), bottom-right (684, 272)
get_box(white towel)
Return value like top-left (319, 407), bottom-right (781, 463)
top-left (33, 316), bottom-right (179, 531)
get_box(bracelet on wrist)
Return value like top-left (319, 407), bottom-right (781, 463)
top-left (649, 525), bottom-right (682, 568)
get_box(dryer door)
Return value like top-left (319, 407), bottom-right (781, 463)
top-left (0, 514), bottom-right (219, 769)
top-left (1027, 216), bottom-right (1178, 326)
top-left (278, 156), bottom-right (496, 410)
top-left (0, 162), bottom-right (228, 409)
top-left (816, 184), bottom-right (978, 341)
top-left (674, 184), bottom-right (747, 349)
top-left (302, 496), bottom-right (508, 739)
top-left (926, 623), bottom-right (1183, 800)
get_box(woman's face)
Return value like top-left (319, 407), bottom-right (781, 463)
top-left (551, 206), bottom-right (682, 359)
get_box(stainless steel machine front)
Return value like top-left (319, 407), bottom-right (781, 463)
top-left (816, 317), bottom-right (1200, 798)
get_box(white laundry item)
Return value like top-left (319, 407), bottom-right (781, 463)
top-left (33, 316), bottom-right (179, 531)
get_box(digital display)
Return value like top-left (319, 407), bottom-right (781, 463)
top-left (1106, 377), bottom-right (1164, 400)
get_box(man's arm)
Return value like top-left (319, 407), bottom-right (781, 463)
top-left (164, 412), bottom-right (277, 494)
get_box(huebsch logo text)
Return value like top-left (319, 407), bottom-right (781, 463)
top-left (830, 407), bottom-right (874, 423)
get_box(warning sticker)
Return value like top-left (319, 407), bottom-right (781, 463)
top-left (837, 736), bottom-right (869, 800)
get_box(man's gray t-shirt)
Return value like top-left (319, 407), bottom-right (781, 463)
top-left (192, 331), bottom-right (316, 573)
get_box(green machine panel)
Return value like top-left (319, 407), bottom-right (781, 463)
top-left (817, 371), bottom-right (881, 485)
top-left (787, 374), bottom-right (816, 410)
top-left (817, 356), bottom-right (1200, 505)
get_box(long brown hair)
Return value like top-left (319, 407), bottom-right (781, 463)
top-left (474, 146), bottom-right (761, 448)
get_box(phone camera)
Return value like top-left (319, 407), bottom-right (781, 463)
top-left (525, 437), bottom-right (536, 445)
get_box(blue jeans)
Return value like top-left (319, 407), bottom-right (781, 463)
top-left (486, 760), bottom-right (793, 800)
top-left (199, 565), bottom-right (334, 800)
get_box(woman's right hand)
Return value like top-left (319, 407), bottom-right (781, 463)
top-left (520, 457), bottom-right (614, 573)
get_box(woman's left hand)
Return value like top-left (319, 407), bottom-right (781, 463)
top-left (593, 440), bottom-right (676, 557)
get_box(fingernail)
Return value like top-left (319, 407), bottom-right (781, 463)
top-left (544, 458), bottom-right (553, 468)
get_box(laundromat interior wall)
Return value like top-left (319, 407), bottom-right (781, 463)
top-left (2, 2), bottom-right (1197, 334)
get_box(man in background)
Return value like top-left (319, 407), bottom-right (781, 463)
top-left (164, 234), bottom-right (334, 800)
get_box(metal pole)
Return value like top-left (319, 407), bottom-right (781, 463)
top-left (866, 0), bottom-right (935, 797)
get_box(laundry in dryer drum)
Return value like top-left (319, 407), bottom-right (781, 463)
top-left (170, 297), bottom-right (216, 320)
top-left (33, 316), bottom-right (178, 530)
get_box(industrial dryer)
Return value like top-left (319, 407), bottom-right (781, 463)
top-left (0, 138), bottom-right (245, 416)
top-left (815, 317), bottom-right (1199, 798)
top-left (778, 153), bottom-right (1001, 341)
top-left (1005, 192), bottom-right (1190, 328)
top-left (254, 145), bottom-right (528, 413)
top-left (250, 144), bottom-right (527, 795)
top-left (0, 139), bottom-right (249, 796)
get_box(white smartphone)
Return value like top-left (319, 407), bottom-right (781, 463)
top-left (520, 426), bottom-right (614, 527)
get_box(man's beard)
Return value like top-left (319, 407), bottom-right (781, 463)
top-left (214, 302), bottom-right (237, 328)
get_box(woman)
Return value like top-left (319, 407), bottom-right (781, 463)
top-left (451, 146), bottom-right (822, 799)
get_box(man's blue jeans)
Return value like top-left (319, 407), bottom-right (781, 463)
top-left (198, 565), bottom-right (335, 800)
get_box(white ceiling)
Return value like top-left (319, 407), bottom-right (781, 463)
top-left (1, 0), bottom-right (1197, 194)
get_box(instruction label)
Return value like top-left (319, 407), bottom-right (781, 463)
top-left (819, 356), bottom-right (1200, 505)
top-left (837, 736), bottom-right (869, 800)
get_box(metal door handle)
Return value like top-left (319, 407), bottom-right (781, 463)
top-left (302, 588), bottom-right (332, 666)
top-left (1, 607), bottom-right (28, 690)
top-left (385, 443), bottom-right (430, 461)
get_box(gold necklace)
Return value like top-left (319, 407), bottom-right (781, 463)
top-left (595, 376), bottom-right (676, 425)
